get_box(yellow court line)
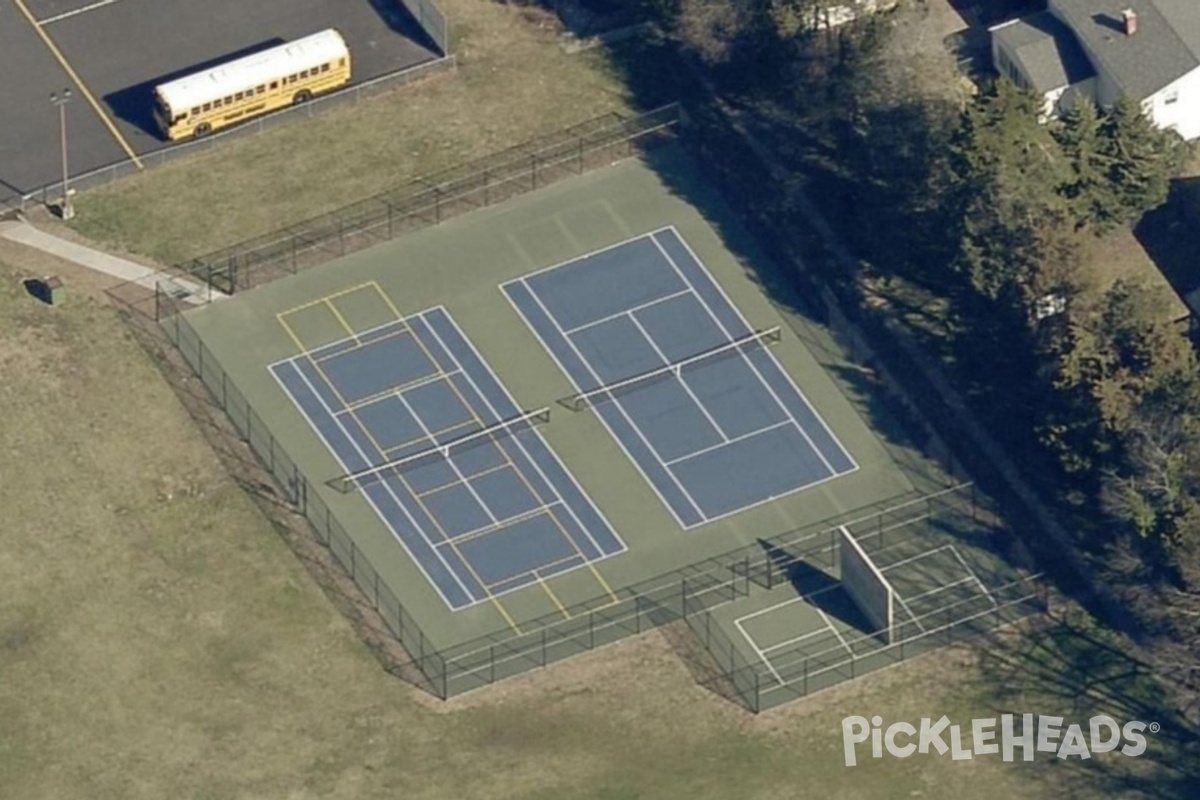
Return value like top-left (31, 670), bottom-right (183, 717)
top-left (369, 281), bottom-right (619, 607)
top-left (13, 0), bottom-right (142, 168)
top-left (278, 282), bottom-right (380, 318)
top-left (305, 305), bottom-right (523, 632)
top-left (312, 327), bottom-right (416, 365)
top-left (279, 309), bottom-right (523, 634)
top-left (414, 462), bottom-right (511, 499)
top-left (537, 576), bottom-right (570, 618)
top-left (323, 298), bottom-right (360, 343)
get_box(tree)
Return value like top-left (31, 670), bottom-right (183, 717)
top-left (1096, 97), bottom-right (1190, 226)
top-left (1055, 98), bottom-right (1121, 231)
top-left (948, 80), bottom-right (1073, 300)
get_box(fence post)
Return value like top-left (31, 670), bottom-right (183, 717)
top-left (634, 595), bottom-right (642, 633)
top-left (434, 186), bottom-right (442, 223)
top-left (386, 200), bottom-right (394, 238)
top-left (489, 645), bottom-right (496, 684)
top-left (589, 611), bottom-right (595, 649)
top-left (530, 153), bottom-right (538, 189)
top-left (681, 577), bottom-right (688, 617)
top-left (541, 628), bottom-right (547, 666)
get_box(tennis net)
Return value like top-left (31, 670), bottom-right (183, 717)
top-left (330, 406), bottom-right (551, 493)
top-left (561, 326), bottom-right (782, 412)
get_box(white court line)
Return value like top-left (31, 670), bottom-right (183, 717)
top-left (437, 501), bottom-right (563, 548)
top-left (626, 311), bottom-right (730, 442)
top-left (734, 617), bottom-right (786, 686)
top-left (904, 576), bottom-right (975, 604)
top-left (427, 308), bottom-right (629, 566)
top-left (507, 281), bottom-right (709, 526)
top-left (879, 544), bottom-right (954, 573)
top-left (815, 607), bottom-right (853, 657)
top-left (270, 360), bottom-right (477, 609)
top-left (733, 583), bottom-right (841, 626)
top-left (760, 623), bottom-right (843, 654)
top-left (950, 546), bottom-right (999, 607)
top-left (38, 0), bottom-right (124, 25)
top-left (561, 288), bottom-right (693, 336)
top-left (311, 325), bottom-right (422, 365)
top-left (334, 368), bottom-right (463, 415)
top-left (655, 227), bottom-right (860, 473)
top-left (395, 392), bottom-right (500, 525)
top-left (499, 227), bottom-right (679, 283)
top-left (265, 318), bottom-right (407, 370)
top-left (649, 234), bottom-right (838, 477)
top-left (665, 420), bottom-right (794, 467)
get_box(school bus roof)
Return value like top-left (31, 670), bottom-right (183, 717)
top-left (154, 29), bottom-right (348, 111)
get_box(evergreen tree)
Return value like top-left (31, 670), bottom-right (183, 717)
top-left (1097, 96), bottom-right (1188, 226)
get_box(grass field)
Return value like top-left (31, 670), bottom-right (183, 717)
top-left (0, 258), bottom-right (1189, 799)
top-left (2, 0), bottom-right (1195, 795)
top-left (44, 0), bottom-right (637, 266)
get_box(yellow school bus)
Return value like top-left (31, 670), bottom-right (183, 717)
top-left (153, 29), bottom-right (351, 141)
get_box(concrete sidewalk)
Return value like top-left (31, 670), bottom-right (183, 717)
top-left (0, 219), bottom-right (221, 304)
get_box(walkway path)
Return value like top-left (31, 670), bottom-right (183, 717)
top-left (0, 218), bottom-right (219, 304)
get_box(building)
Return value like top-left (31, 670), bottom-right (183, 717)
top-left (990, 0), bottom-right (1200, 139)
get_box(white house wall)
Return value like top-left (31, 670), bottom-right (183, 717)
top-left (1147, 69), bottom-right (1200, 140)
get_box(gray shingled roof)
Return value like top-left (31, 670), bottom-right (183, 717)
top-left (1051, 0), bottom-right (1200, 100)
top-left (993, 11), bottom-right (1096, 93)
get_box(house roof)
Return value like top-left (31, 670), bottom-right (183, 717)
top-left (992, 11), bottom-right (1096, 93)
top-left (1051, 0), bottom-right (1200, 100)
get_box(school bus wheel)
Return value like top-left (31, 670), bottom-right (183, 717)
top-left (293, 90), bottom-right (313, 104)
top-left (194, 122), bottom-right (212, 138)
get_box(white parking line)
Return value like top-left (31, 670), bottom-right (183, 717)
top-left (39, 0), bottom-right (124, 25)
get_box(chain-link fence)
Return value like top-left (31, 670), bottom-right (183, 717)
top-left (104, 105), bottom-right (1047, 711)
top-left (174, 105), bottom-right (681, 295)
top-left (19, 55), bottom-right (456, 213)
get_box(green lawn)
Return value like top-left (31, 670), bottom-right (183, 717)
top-left (1, 0), bottom-right (1194, 795)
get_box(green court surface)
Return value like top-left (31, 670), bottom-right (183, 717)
top-left (179, 144), bottom-right (949, 657)
top-left (700, 500), bottom-right (1038, 709)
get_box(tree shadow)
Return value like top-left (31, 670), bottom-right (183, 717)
top-left (976, 607), bottom-right (1200, 797)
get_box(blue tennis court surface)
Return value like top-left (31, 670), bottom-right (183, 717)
top-left (502, 226), bottom-right (857, 528)
top-left (270, 306), bottom-right (625, 610)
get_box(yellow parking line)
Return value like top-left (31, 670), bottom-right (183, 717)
top-left (13, 0), bottom-right (143, 168)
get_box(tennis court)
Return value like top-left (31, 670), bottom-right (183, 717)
top-left (729, 519), bottom-right (1003, 689)
top-left (502, 226), bottom-right (858, 528)
top-left (269, 282), bottom-right (624, 615)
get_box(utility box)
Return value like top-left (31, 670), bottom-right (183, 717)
top-left (27, 276), bottom-right (65, 306)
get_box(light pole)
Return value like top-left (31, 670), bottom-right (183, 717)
top-left (50, 88), bottom-right (74, 221)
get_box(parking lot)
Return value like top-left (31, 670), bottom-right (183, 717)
top-left (0, 0), bottom-right (439, 207)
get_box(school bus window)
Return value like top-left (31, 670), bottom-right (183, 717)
top-left (153, 30), bottom-right (350, 141)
